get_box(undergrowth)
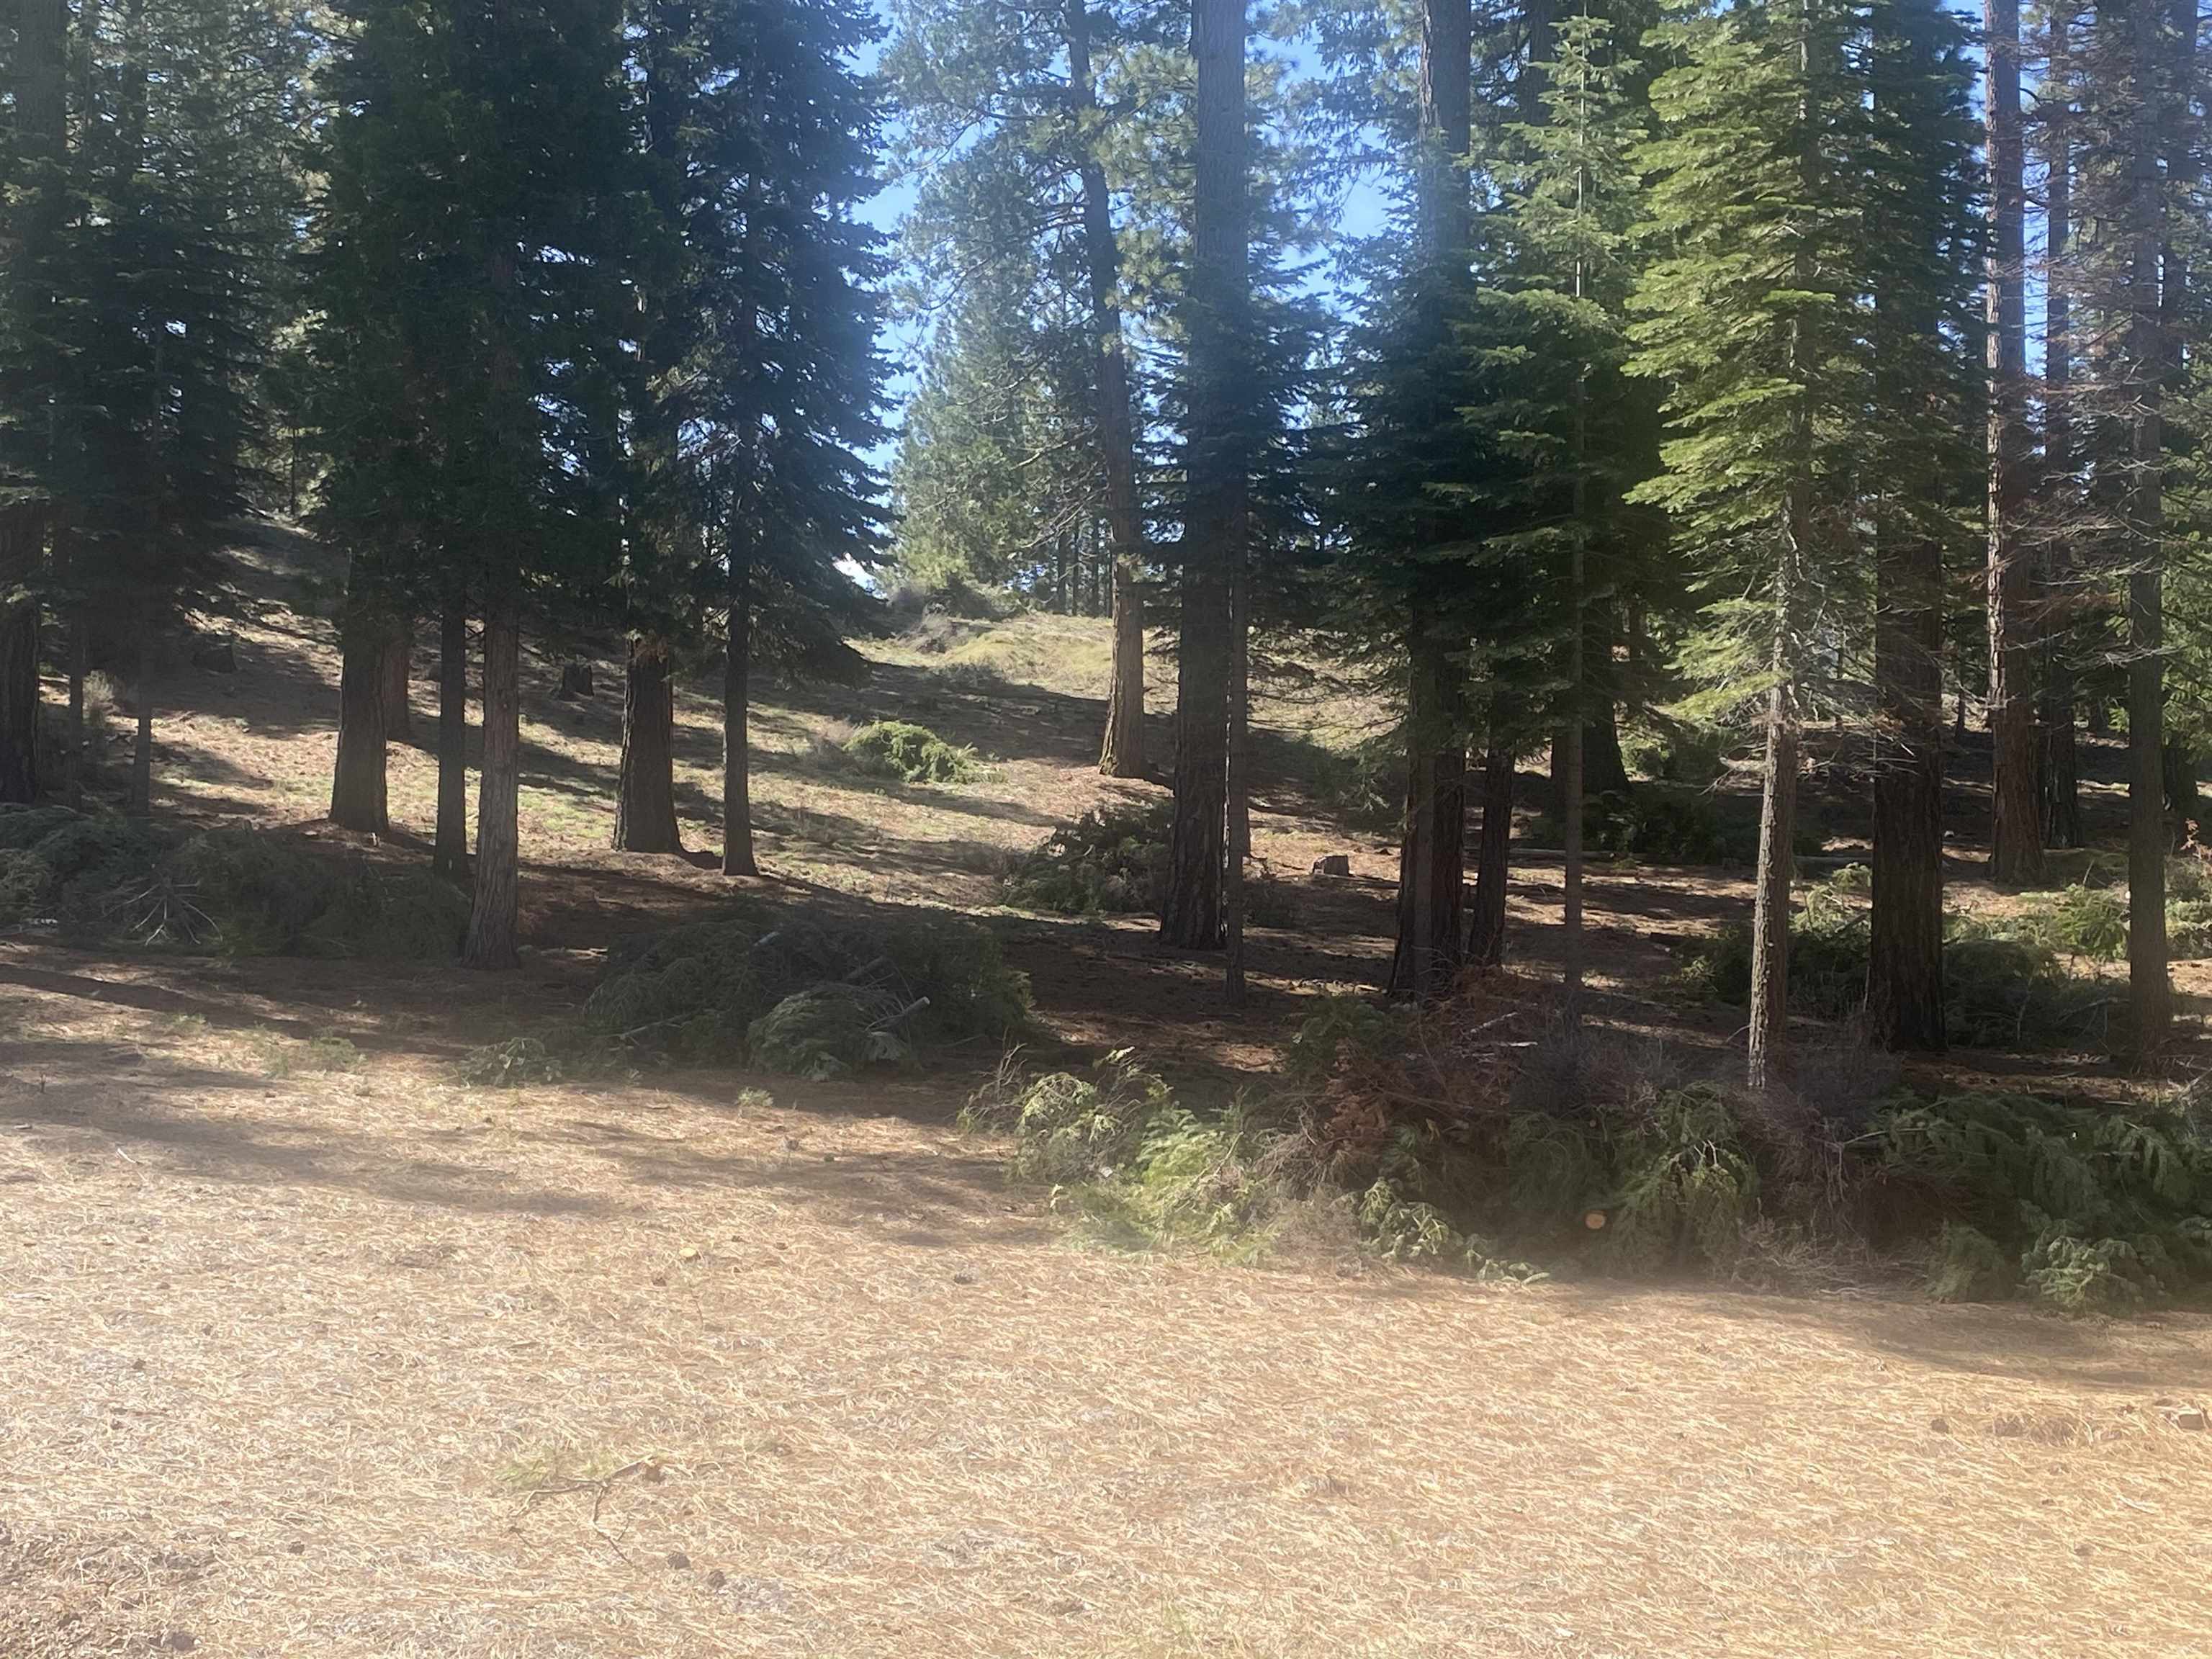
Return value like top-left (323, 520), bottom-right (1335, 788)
top-left (974, 976), bottom-right (2212, 1314)
top-left (1002, 801), bottom-right (1301, 926)
top-left (585, 906), bottom-right (1030, 1076)
top-left (842, 720), bottom-right (979, 785)
top-left (1680, 867), bottom-right (2120, 1051)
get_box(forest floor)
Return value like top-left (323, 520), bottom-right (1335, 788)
top-left (2, 524), bottom-right (2210, 1657)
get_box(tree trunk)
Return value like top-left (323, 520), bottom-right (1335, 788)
top-left (1390, 642), bottom-right (1467, 999)
top-left (464, 598), bottom-right (521, 969)
top-left (1071, 0), bottom-right (1148, 779)
top-left (722, 541), bottom-right (757, 878)
top-left (433, 606), bottom-right (469, 881)
top-left (1466, 714), bottom-right (1514, 968)
top-left (2124, 0), bottom-right (2177, 1052)
top-left (2038, 20), bottom-right (2082, 850)
top-left (331, 608), bottom-right (390, 835)
top-left (0, 0), bottom-right (67, 806)
top-left (64, 619), bottom-right (86, 809)
top-left (128, 630), bottom-right (153, 819)
top-left (614, 636), bottom-right (683, 853)
top-left (1160, 0), bottom-right (1248, 951)
top-left (1225, 550), bottom-right (1249, 1006)
top-left (381, 617), bottom-right (414, 745)
top-left (1387, 0), bottom-right (1473, 1002)
top-left (1866, 0), bottom-right (1948, 1052)
top-left (1986, 0), bottom-right (2043, 885)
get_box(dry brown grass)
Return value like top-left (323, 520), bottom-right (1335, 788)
top-left (5, 971), bottom-right (2212, 1658)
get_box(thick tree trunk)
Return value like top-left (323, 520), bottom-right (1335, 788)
top-left (0, 0), bottom-right (67, 806)
top-left (464, 599), bottom-right (521, 970)
top-left (1225, 552), bottom-right (1249, 1005)
top-left (128, 632), bottom-right (153, 819)
top-left (433, 606), bottom-right (469, 881)
top-left (65, 620), bottom-right (86, 809)
top-left (614, 636), bottom-right (683, 853)
top-left (1390, 641), bottom-right (1467, 1000)
top-left (1866, 2), bottom-right (1948, 1052)
top-left (381, 617), bottom-right (414, 745)
top-left (1388, 0), bottom-right (1473, 1002)
top-left (2039, 24), bottom-right (2082, 850)
top-left (1466, 719), bottom-right (1514, 968)
top-left (1160, 0), bottom-right (1247, 951)
top-left (1869, 528), bottom-right (1947, 1051)
top-left (1986, 0), bottom-right (2043, 886)
top-left (331, 611), bottom-right (390, 835)
top-left (1069, 0), bottom-right (1148, 779)
top-left (722, 544), bottom-right (757, 878)
top-left (2124, 0), bottom-right (2177, 1052)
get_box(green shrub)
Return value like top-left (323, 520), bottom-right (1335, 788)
top-left (1531, 786), bottom-right (1786, 867)
top-left (2170, 899), bottom-right (2212, 960)
top-left (1681, 871), bottom-right (2116, 1051)
top-left (0, 804), bottom-right (85, 851)
top-left (0, 847), bottom-right (55, 925)
top-left (34, 815), bottom-right (168, 887)
top-left (458, 1036), bottom-right (572, 1088)
top-left (163, 827), bottom-right (336, 954)
top-left (1622, 722), bottom-right (1728, 787)
top-left (1876, 1091), bottom-right (2212, 1312)
top-left (963, 1047), bottom-right (1174, 1185)
top-left (842, 720), bottom-right (979, 785)
top-left (304, 863), bottom-right (469, 960)
top-left (747, 983), bottom-right (913, 1080)
top-left (1002, 802), bottom-right (1169, 916)
top-left (1283, 996), bottom-right (1416, 1084)
top-left (587, 907), bottom-right (1029, 1066)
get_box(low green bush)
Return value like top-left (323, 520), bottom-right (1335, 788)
top-left (1530, 786), bottom-right (1796, 867)
top-left (163, 827), bottom-right (336, 954)
top-left (842, 720), bottom-right (979, 785)
top-left (304, 863), bottom-right (470, 960)
top-left (747, 983), bottom-right (914, 1080)
top-left (587, 906), bottom-right (1030, 1071)
top-left (1681, 870), bottom-right (2117, 1051)
top-left (1001, 803), bottom-right (1169, 916)
top-left (0, 848), bottom-right (56, 925)
top-left (1878, 1091), bottom-right (2212, 1312)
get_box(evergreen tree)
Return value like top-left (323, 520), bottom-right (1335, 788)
top-left (313, 0), bottom-right (638, 964)
top-left (1629, 0), bottom-right (1879, 1088)
top-left (1865, 0), bottom-right (1980, 1049)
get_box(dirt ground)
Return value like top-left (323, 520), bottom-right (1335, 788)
top-left (4, 530), bottom-right (2211, 1656)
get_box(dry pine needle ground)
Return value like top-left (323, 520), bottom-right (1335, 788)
top-left (3, 976), bottom-right (2211, 1658)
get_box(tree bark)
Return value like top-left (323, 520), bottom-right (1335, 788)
top-left (2038, 17), bottom-right (2082, 850)
top-left (2124, 0), bottom-right (2177, 1052)
top-left (1391, 643), bottom-right (1468, 999)
top-left (1466, 713), bottom-right (1515, 968)
top-left (1986, 0), bottom-right (2043, 885)
top-left (1159, 0), bottom-right (1247, 951)
top-left (463, 598), bottom-right (521, 970)
top-left (615, 635), bottom-right (684, 853)
top-left (128, 629), bottom-right (153, 819)
top-left (433, 606), bottom-right (469, 881)
top-left (331, 605), bottom-right (390, 835)
top-left (1866, 0), bottom-right (1948, 1052)
top-left (1225, 548), bottom-right (1249, 1005)
top-left (381, 616), bottom-right (414, 745)
top-left (721, 541), bottom-right (758, 878)
top-left (1388, 0), bottom-right (1473, 1002)
top-left (1069, 0), bottom-right (1149, 779)
top-left (64, 619), bottom-right (86, 809)
top-left (0, 0), bottom-right (66, 805)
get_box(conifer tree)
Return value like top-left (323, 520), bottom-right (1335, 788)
top-left (1865, 0), bottom-right (1979, 1049)
top-left (1630, 0), bottom-right (1876, 1088)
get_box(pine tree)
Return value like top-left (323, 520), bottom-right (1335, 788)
top-left (1865, 0), bottom-right (1979, 1049)
top-left (1629, 0), bottom-right (1877, 1089)
top-left (1160, 0), bottom-right (1249, 952)
top-left (313, 0), bottom-right (637, 965)
top-left (1987, 0), bottom-right (2045, 885)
